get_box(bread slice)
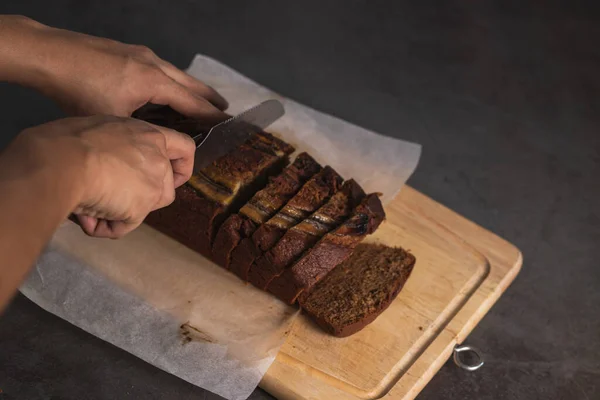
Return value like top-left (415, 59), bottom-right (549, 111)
top-left (145, 132), bottom-right (294, 257)
top-left (267, 193), bottom-right (385, 304)
top-left (211, 153), bottom-right (321, 268)
top-left (248, 179), bottom-right (366, 290)
top-left (228, 166), bottom-right (343, 280)
top-left (299, 243), bottom-right (415, 337)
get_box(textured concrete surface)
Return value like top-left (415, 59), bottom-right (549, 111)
top-left (0, 1), bottom-right (599, 399)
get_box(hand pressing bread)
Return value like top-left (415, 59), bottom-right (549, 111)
top-left (4, 116), bottom-right (196, 238)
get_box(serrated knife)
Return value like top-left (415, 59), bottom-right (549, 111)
top-left (192, 99), bottom-right (285, 172)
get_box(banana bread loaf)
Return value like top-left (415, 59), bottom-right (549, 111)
top-left (299, 243), bottom-right (415, 337)
top-left (228, 166), bottom-right (343, 280)
top-left (248, 179), bottom-right (366, 290)
top-left (135, 104), bottom-right (414, 338)
top-left (267, 193), bottom-right (385, 304)
top-left (211, 153), bottom-right (321, 268)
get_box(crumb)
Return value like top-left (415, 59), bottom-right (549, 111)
top-left (418, 326), bottom-right (423, 331)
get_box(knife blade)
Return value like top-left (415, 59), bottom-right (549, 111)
top-left (193, 99), bottom-right (285, 172)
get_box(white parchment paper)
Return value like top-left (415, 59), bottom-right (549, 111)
top-left (20, 55), bottom-right (421, 400)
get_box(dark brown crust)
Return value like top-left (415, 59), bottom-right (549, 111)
top-left (144, 185), bottom-right (214, 257)
top-left (211, 214), bottom-right (256, 268)
top-left (228, 237), bottom-right (262, 279)
top-left (211, 153), bottom-right (321, 269)
top-left (248, 180), bottom-right (366, 290)
top-left (229, 166), bottom-right (343, 281)
top-left (267, 193), bottom-right (386, 304)
top-left (300, 250), bottom-right (416, 337)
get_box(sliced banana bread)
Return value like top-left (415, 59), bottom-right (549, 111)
top-left (248, 179), bottom-right (366, 290)
top-left (145, 132), bottom-right (294, 257)
top-left (228, 166), bottom-right (343, 280)
top-left (211, 153), bottom-right (321, 268)
top-left (299, 243), bottom-right (416, 337)
top-left (267, 193), bottom-right (385, 304)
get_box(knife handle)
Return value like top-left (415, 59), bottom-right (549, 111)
top-left (133, 103), bottom-right (218, 145)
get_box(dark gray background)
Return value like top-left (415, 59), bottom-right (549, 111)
top-left (0, 1), bottom-right (598, 399)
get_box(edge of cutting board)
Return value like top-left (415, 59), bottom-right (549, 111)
top-left (260, 186), bottom-right (523, 400)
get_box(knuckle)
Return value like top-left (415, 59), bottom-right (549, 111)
top-left (140, 64), bottom-right (166, 83)
top-left (144, 130), bottom-right (167, 151)
top-left (163, 189), bottom-right (176, 206)
top-left (151, 188), bottom-right (164, 207)
top-left (158, 156), bottom-right (171, 174)
top-left (157, 131), bottom-right (168, 148)
top-left (131, 44), bottom-right (156, 58)
top-left (122, 56), bottom-right (161, 82)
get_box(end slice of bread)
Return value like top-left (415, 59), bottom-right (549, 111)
top-left (299, 243), bottom-right (415, 337)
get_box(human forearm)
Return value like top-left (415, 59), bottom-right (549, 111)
top-left (0, 129), bottom-right (83, 311)
top-left (0, 15), bottom-right (53, 89)
top-left (0, 116), bottom-right (194, 311)
top-left (0, 14), bottom-right (227, 118)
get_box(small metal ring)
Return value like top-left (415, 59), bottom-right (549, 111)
top-left (453, 345), bottom-right (484, 371)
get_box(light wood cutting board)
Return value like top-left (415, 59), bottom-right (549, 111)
top-left (259, 186), bottom-right (522, 399)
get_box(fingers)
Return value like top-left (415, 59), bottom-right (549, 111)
top-left (77, 214), bottom-right (142, 239)
top-left (77, 215), bottom-right (99, 236)
top-left (150, 78), bottom-right (228, 123)
top-left (94, 219), bottom-right (140, 238)
top-left (151, 125), bottom-right (196, 187)
top-left (158, 61), bottom-right (228, 110)
top-left (72, 116), bottom-right (196, 240)
top-left (154, 162), bottom-right (176, 211)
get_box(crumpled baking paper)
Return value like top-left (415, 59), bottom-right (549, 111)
top-left (20, 54), bottom-right (421, 400)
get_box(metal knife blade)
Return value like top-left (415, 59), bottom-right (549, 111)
top-left (193, 99), bottom-right (285, 172)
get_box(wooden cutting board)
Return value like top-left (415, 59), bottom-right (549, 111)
top-left (260, 186), bottom-right (522, 399)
